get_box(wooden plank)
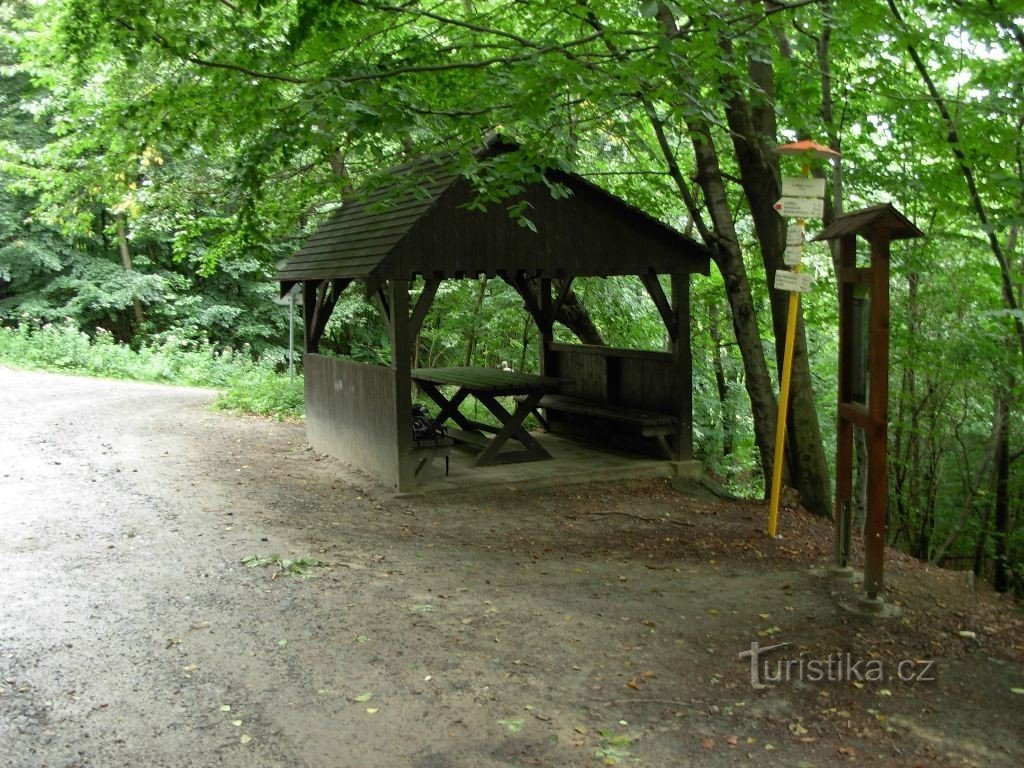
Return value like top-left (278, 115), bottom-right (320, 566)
top-left (304, 354), bottom-right (400, 487)
top-left (445, 428), bottom-right (491, 449)
top-left (535, 394), bottom-right (677, 427)
top-left (547, 342), bottom-right (672, 362)
top-left (411, 366), bottom-right (564, 393)
top-left (838, 401), bottom-right (871, 429)
top-left (472, 392), bottom-right (551, 466)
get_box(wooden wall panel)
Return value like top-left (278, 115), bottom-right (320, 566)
top-left (304, 353), bottom-right (400, 487)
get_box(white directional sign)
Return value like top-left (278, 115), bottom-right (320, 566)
top-left (781, 176), bottom-right (826, 198)
top-left (784, 245), bottom-right (803, 266)
top-left (773, 196), bottom-right (824, 219)
top-left (774, 270), bottom-right (814, 293)
top-left (786, 223), bottom-right (805, 246)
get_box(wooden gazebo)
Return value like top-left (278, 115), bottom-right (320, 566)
top-left (276, 140), bottom-right (711, 489)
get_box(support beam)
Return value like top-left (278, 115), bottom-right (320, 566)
top-left (375, 282), bottom-right (392, 328)
top-left (409, 274), bottom-right (441, 339)
top-left (504, 272), bottom-right (545, 328)
top-left (304, 278), bottom-right (352, 354)
top-left (550, 277), bottom-right (576, 329)
top-left (641, 271), bottom-right (679, 341)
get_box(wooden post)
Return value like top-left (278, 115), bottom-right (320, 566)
top-left (834, 235), bottom-right (857, 568)
top-left (389, 279), bottom-right (415, 488)
top-left (863, 230), bottom-right (891, 599)
top-left (539, 277), bottom-right (554, 377)
top-left (815, 204), bottom-right (922, 608)
top-left (671, 273), bottom-right (692, 461)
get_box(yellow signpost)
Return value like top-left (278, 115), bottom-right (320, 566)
top-left (767, 140), bottom-right (839, 538)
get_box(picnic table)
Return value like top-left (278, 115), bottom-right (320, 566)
top-left (411, 367), bottom-right (565, 466)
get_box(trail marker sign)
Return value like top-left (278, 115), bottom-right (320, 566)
top-left (782, 176), bottom-right (826, 198)
top-left (774, 270), bottom-right (813, 293)
top-left (774, 197), bottom-right (824, 219)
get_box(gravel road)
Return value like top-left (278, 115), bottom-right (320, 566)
top-left (1, 366), bottom-right (1021, 768)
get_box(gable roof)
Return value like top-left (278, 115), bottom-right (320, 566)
top-left (812, 203), bottom-right (925, 242)
top-left (277, 141), bottom-right (711, 290)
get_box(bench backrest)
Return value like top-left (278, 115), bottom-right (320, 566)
top-left (545, 342), bottom-right (679, 413)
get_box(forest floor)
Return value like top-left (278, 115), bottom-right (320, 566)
top-left (1, 366), bottom-right (1022, 768)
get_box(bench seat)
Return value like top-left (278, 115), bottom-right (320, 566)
top-left (532, 394), bottom-right (676, 433)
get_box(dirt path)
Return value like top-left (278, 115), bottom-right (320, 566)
top-left (0, 367), bottom-right (1021, 768)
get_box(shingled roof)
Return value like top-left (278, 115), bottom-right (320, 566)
top-left (277, 141), bottom-right (710, 290)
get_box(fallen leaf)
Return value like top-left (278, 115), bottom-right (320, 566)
top-left (366, 707), bottom-right (378, 714)
top-left (232, 720), bottom-right (242, 727)
top-left (354, 692), bottom-right (373, 703)
top-left (701, 737), bottom-right (715, 749)
top-left (239, 734), bottom-right (252, 745)
top-left (220, 704), bottom-right (231, 712)
top-left (1011, 688), bottom-right (1024, 695)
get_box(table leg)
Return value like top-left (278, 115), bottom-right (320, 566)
top-left (472, 392), bottom-right (552, 466)
top-left (417, 382), bottom-right (475, 431)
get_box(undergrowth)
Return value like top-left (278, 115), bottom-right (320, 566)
top-left (0, 320), bottom-right (304, 420)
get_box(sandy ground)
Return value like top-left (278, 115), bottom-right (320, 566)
top-left (0, 366), bottom-right (1022, 768)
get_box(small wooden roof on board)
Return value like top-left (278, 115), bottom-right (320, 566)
top-left (812, 203), bottom-right (925, 242)
top-left (277, 138), bottom-right (711, 291)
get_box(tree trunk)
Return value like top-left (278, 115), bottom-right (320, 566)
top-left (114, 212), bottom-right (144, 326)
top-left (586, 2), bottom-right (778, 491)
top-left (718, 29), bottom-right (831, 516)
top-left (687, 120), bottom-right (780, 492)
top-left (993, 384), bottom-right (1011, 592)
top-left (463, 277), bottom-right (488, 366)
top-left (708, 299), bottom-right (734, 456)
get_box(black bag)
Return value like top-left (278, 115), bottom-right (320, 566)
top-left (412, 404), bottom-right (446, 441)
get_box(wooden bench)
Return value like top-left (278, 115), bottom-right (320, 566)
top-left (412, 435), bottom-right (454, 477)
top-left (522, 394), bottom-right (678, 459)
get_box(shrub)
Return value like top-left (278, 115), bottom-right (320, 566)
top-left (0, 321), bottom-right (303, 420)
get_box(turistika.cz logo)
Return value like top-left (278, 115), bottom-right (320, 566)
top-left (738, 641), bottom-right (937, 690)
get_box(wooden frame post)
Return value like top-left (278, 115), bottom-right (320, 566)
top-left (388, 279), bottom-right (415, 488)
top-left (815, 204), bottom-right (923, 609)
top-left (863, 230), bottom-right (891, 599)
top-left (834, 235), bottom-right (857, 569)
top-left (670, 274), bottom-right (692, 461)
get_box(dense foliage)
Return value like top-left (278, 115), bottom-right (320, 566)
top-left (0, 0), bottom-right (1021, 593)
